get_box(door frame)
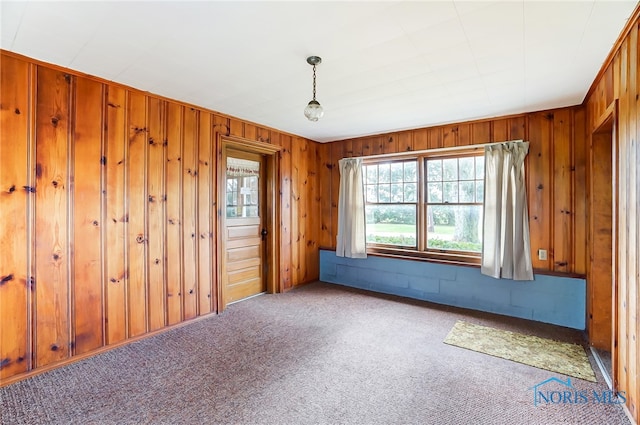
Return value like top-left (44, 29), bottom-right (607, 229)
top-left (216, 134), bottom-right (282, 312)
top-left (588, 99), bottom-right (619, 391)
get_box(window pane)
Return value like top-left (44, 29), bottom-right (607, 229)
top-left (405, 161), bottom-right (417, 182)
top-left (427, 160), bottom-right (441, 181)
top-left (366, 165), bottom-right (378, 184)
top-left (226, 157), bottom-right (260, 218)
top-left (443, 158), bottom-right (458, 181)
top-left (475, 181), bottom-right (484, 202)
top-left (443, 182), bottom-right (458, 203)
top-left (379, 163), bottom-right (391, 183)
top-left (428, 182), bottom-right (442, 203)
top-left (459, 181), bottom-right (475, 202)
top-left (378, 184), bottom-right (391, 202)
top-left (391, 163), bottom-right (404, 182)
top-left (404, 182), bottom-right (417, 202)
top-left (390, 183), bottom-right (404, 202)
top-left (459, 157), bottom-right (474, 180)
top-left (475, 156), bottom-right (485, 179)
top-left (366, 185), bottom-right (377, 203)
top-left (427, 205), bottom-right (482, 252)
top-left (365, 204), bottom-right (416, 247)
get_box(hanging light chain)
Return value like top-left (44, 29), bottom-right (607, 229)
top-left (312, 64), bottom-right (317, 101)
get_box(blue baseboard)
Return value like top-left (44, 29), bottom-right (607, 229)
top-left (319, 250), bottom-right (586, 330)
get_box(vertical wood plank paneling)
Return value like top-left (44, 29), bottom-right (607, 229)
top-left (256, 127), bottom-right (270, 144)
top-left (413, 129), bottom-right (428, 151)
top-left (471, 122), bottom-right (491, 144)
top-left (126, 91), bottom-right (148, 337)
top-left (457, 123), bottom-right (471, 146)
top-left (212, 114), bottom-right (227, 302)
top-left (290, 137), bottom-right (300, 286)
top-left (588, 131), bottom-right (614, 349)
top-left (442, 125), bottom-right (455, 148)
top-left (370, 136), bottom-right (384, 155)
top-left (292, 137), bottom-right (308, 284)
top-left (573, 108), bottom-right (587, 275)
top-left (325, 109), bottom-right (583, 274)
top-left (628, 21), bottom-right (640, 422)
top-left (165, 102), bottom-right (183, 325)
top-left (492, 119), bottom-right (508, 142)
top-left (318, 142), bottom-right (333, 248)
top-left (0, 56), bottom-right (31, 378)
top-left (361, 137), bottom-right (372, 157)
top-left (197, 112), bottom-right (213, 315)
top-left (306, 141), bottom-right (319, 281)
top-left (428, 127), bottom-right (443, 149)
top-left (279, 135), bottom-right (292, 290)
top-left (0, 51), bottom-right (326, 385)
top-left (104, 86), bottom-right (127, 345)
top-left (229, 118), bottom-right (243, 138)
top-left (552, 109), bottom-right (573, 273)
top-left (329, 141), bottom-right (343, 251)
top-left (345, 139), bottom-right (357, 158)
top-left (617, 39), bottom-right (629, 403)
top-left (244, 123), bottom-right (257, 141)
top-left (527, 113), bottom-right (553, 270)
top-left (182, 108), bottom-right (198, 319)
top-left (72, 77), bottom-right (104, 354)
top-left (34, 67), bottom-right (71, 367)
top-left (383, 133), bottom-right (398, 154)
top-left (146, 98), bottom-right (166, 331)
top-left (398, 132), bottom-right (413, 152)
top-left (509, 116), bottom-right (526, 140)
top-left (625, 23), bottom-right (638, 417)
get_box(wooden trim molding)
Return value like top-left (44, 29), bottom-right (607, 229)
top-left (584, 3), bottom-right (640, 102)
top-left (216, 134), bottom-right (282, 312)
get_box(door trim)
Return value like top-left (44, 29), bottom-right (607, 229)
top-left (588, 99), bottom-right (619, 392)
top-left (216, 134), bottom-right (282, 312)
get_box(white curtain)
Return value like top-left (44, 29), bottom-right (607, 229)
top-left (481, 141), bottom-right (533, 280)
top-left (336, 158), bottom-right (367, 258)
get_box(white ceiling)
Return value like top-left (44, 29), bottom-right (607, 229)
top-left (2, 1), bottom-right (637, 143)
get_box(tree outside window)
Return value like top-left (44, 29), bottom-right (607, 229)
top-left (364, 160), bottom-right (417, 247)
top-left (426, 156), bottom-right (484, 252)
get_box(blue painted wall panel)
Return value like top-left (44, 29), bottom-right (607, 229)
top-left (319, 250), bottom-right (586, 330)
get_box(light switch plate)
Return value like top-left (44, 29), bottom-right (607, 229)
top-left (538, 249), bottom-right (548, 261)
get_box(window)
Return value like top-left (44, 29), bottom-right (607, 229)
top-left (364, 160), bottom-right (417, 247)
top-left (426, 156), bottom-right (484, 253)
top-left (226, 157), bottom-right (260, 218)
top-left (364, 152), bottom-right (484, 262)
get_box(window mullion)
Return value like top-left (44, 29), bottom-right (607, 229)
top-left (417, 156), bottom-right (427, 251)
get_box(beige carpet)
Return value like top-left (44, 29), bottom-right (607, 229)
top-left (444, 320), bottom-right (597, 382)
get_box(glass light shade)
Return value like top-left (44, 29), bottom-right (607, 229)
top-left (304, 100), bottom-right (324, 122)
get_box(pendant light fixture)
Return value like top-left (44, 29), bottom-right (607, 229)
top-left (304, 56), bottom-right (324, 122)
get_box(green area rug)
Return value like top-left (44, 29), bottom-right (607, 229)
top-left (444, 320), bottom-right (596, 382)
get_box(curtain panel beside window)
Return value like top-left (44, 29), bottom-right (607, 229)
top-left (481, 141), bottom-right (533, 281)
top-left (336, 158), bottom-right (367, 258)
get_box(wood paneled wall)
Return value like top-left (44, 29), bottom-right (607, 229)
top-left (586, 9), bottom-right (640, 423)
top-left (318, 109), bottom-right (588, 275)
top-left (0, 52), bottom-right (321, 384)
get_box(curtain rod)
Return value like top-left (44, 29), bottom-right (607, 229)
top-left (349, 139), bottom-right (525, 161)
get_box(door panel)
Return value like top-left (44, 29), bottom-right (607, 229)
top-left (222, 151), bottom-right (266, 305)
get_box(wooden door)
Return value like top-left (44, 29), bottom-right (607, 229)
top-left (222, 150), bottom-right (267, 306)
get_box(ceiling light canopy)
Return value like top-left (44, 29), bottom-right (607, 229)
top-left (304, 56), bottom-right (323, 122)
